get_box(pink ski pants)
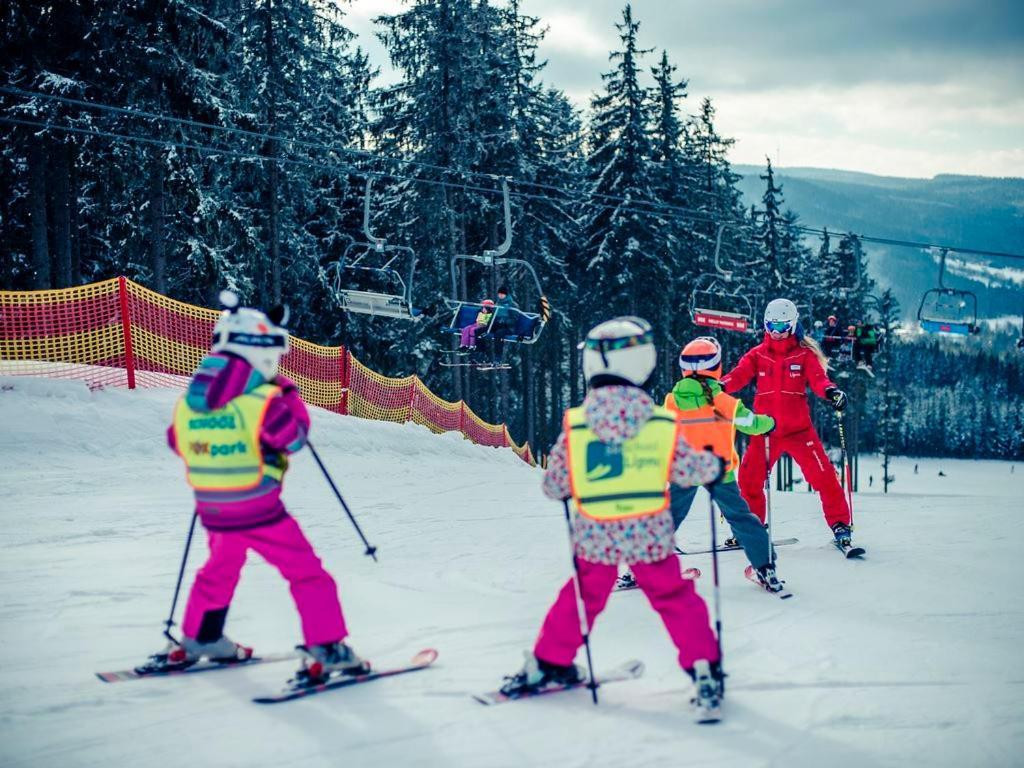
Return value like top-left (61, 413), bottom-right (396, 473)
top-left (182, 515), bottom-right (347, 646)
top-left (534, 554), bottom-right (719, 670)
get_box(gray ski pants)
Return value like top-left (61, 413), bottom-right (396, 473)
top-left (671, 481), bottom-right (772, 569)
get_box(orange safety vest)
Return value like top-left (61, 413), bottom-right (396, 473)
top-left (664, 390), bottom-right (741, 472)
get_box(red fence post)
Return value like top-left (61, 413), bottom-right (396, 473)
top-left (117, 276), bottom-right (136, 390)
top-left (338, 347), bottom-right (350, 415)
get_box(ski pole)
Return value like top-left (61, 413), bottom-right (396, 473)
top-left (836, 413), bottom-right (854, 526)
top-left (562, 499), bottom-right (598, 705)
top-left (163, 511), bottom-right (198, 644)
top-left (307, 440), bottom-right (378, 561)
top-left (764, 436), bottom-right (774, 564)
top-left (707, 488), bottom-right (724, 692)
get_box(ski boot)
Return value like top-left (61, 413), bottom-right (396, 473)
top-left (615, 570), bottom-right (637, 591)
top-left (296, 641), bottom-right (369, 685)
top-left (831, 522), bottom-right (853, 548)
top-left (687, 659), bottom-right (723, 723)
top-left (722, 536), bottom-right (739, 549)
top-left (499, 652), bottom-right (585, 698)
top-left (754, 563), bottom-right (785, 594)
top-left (137, 636), bottom-right (252, 675)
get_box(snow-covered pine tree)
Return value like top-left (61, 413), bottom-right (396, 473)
top-left (580, 4), bottom-right (670, 388)
top-left (875, 289), bottom-right (904, 491)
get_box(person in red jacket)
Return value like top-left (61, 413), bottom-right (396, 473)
top-left (720, 298), bottom-right (854, 547)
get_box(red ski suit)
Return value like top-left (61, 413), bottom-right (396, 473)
top-left (721, 334), bottom-right (851, 529)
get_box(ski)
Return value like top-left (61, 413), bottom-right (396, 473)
top-left (473, 659), bottom-right (645, 706)
top-left (615, 567), bottom-right (700, 592)
top-left (835, 541), bottom-right (866, 559)
top-left (744, 565), bottom-right (793, 599)
top-left (96, 651), bottom-right (295, 683)
top-left (676, 537), bottom-right (798, 556)
top-left (252, 648), bottom-right (438, 704)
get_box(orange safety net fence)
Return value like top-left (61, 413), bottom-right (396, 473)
top-left (0, 277), bottom-right (533, 465)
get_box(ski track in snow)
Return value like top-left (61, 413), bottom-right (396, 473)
top-left (1, 376), bottom-right (1022, 768)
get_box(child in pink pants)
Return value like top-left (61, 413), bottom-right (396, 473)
top-left (499, 317), bottom-right (726, 720)
top-left (159, 299), bottom-right (365, 681)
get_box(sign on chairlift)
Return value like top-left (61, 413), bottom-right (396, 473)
top-left (694, 308), bottom-right (749, 332)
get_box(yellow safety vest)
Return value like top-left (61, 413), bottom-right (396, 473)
top-left (173, 384), bottom-right (284, 491)
top-left (565, 405), bottom-right (679, 521)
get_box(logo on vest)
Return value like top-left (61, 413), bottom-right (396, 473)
top-left (586, 441), bottom-right (623, 482)
top-left (189, 440), bottom-right (248, 457)
top-left (189, 414), bottom-right (237, 430)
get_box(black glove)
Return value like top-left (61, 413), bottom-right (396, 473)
top-left (825, 387), bottom-right (848, 412)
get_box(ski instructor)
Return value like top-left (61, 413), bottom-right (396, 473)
top-left (720, 298), bottom-right (855, 549)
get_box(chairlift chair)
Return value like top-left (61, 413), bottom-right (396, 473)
top-left (690, 224), bottom-right (763, 333)
top-left (444, 178), bottom-right (550, 349)
top-left (917, 248), bottom-right (979, 335)
top-left (330, 177), bottom-right (423, 321)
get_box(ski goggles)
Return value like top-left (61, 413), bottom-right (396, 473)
top-left (580, 330), bottom-right (654, 352)
top-left (764, 320), bottom-right (793, 334)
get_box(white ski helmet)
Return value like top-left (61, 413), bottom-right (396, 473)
top-left (580, 316), bottom-right (657, 387)
top-left (211, 290), bottom-right (290, 380)
top-left (763, 298), bottom-right (799, 336)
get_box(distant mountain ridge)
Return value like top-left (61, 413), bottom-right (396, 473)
top-left (732, 165), bottom-right (1024, 320)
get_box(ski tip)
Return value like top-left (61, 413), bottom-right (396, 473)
top-left (845, 547), bottom-right (866, 559)
top-left (411, 648), bottom-right (439, 666)
top-left (95, 671), bottom-right (119, 683)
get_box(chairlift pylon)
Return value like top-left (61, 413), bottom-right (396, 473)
top-left (328, 177), bottom-right (422, 321)
top-left (917, 248), bottom-right (979, 335)
top-left (690, 223), bottom-right (762, 333)
top-left (445, 178), bottom-right (550, 354)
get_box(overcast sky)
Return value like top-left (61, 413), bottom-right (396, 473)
top-left (341, 0), bottom-right (1024, 179)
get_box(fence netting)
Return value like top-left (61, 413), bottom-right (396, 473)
top-left (0, 277), bottom-right (533, 465)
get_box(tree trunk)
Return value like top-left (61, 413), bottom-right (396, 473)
top-left (264, 0), bottom-right (282, 305)
top-left (48, 138), bottom-right (73, 287)
top-left (28, 133), bottom-right (51, 288)
top-left (148, 149), bottom-right (167, 293)
top-left (68, 143), bottom-right (81, 284)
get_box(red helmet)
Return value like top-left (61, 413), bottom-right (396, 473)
top-left (482, 299), bottom-right (495, 307)
top-left (679, 337), bottom-right (722, 379)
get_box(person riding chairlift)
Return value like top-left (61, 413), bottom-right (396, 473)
top-left (459, 299), bottom-right (495, 352)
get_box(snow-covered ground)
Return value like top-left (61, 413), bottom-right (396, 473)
top-left (1, 377), bottom-right (1022, 768)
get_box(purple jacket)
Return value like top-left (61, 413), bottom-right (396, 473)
top-left (169, 353), bottom-right (310, 530)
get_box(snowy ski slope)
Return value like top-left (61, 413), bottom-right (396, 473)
top-left (1, 376), bottom-right (1022, 768)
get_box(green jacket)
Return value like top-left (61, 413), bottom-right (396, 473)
top-left (667, 376), bottom-right (775, 483)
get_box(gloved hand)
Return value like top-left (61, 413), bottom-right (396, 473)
top-left (764, 416), bottom-right (777, 434)
top-left (825, 387), bottom-right (848, 412)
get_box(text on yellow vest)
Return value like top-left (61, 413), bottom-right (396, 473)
top-left (173, 383), bottom-right (284, 491)
top-left (565, 405), bottom-right (679, 521)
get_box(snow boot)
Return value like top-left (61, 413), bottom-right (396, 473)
top-left (687, 659), bottom-right (723, 723)
top-left (615, 571), bottom-right (637, 590)
top-left (831, 522), bottom-right (853, 548)
top-left (754, 563), bottom-right (785, 593)
top-left (166, 636), bottom-right (253, 667)
top-left (297, 641), bottom-right (369, 683)
top-left (499, 652), bottom-right (585, 697)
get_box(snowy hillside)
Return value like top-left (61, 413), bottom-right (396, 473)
top-left (1, 377), bottom-right (1022, 768)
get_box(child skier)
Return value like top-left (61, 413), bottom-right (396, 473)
top-left (500, 317), bottom-right (726, 720)
top-left (155, 293), bottom-right (365, 683)
top-left (720, 298), bottom-right (854, 548)
top-left (458, 299), bottom-right (495, 351)
top-left (615, 336), bottom-right (783, 593)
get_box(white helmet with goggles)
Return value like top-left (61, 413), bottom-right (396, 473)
top-left (580, 316), bottom-right (657, 387)
top-left (763, 298), bottom-right (799, 337)
top-left (211, 290), bottom-right (290, 381)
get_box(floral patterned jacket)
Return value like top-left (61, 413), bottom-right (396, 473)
top-left (542, 385), bottom-right (721, 565)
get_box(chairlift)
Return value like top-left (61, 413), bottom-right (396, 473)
top-left (328, 177), bottom-right (423, 321)
top-left (444, 178), bottom-right (550, 351)
top-left (917, 248), bottom-right (979, 335)
top-left (690, 224), bottom-right (763, 333)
